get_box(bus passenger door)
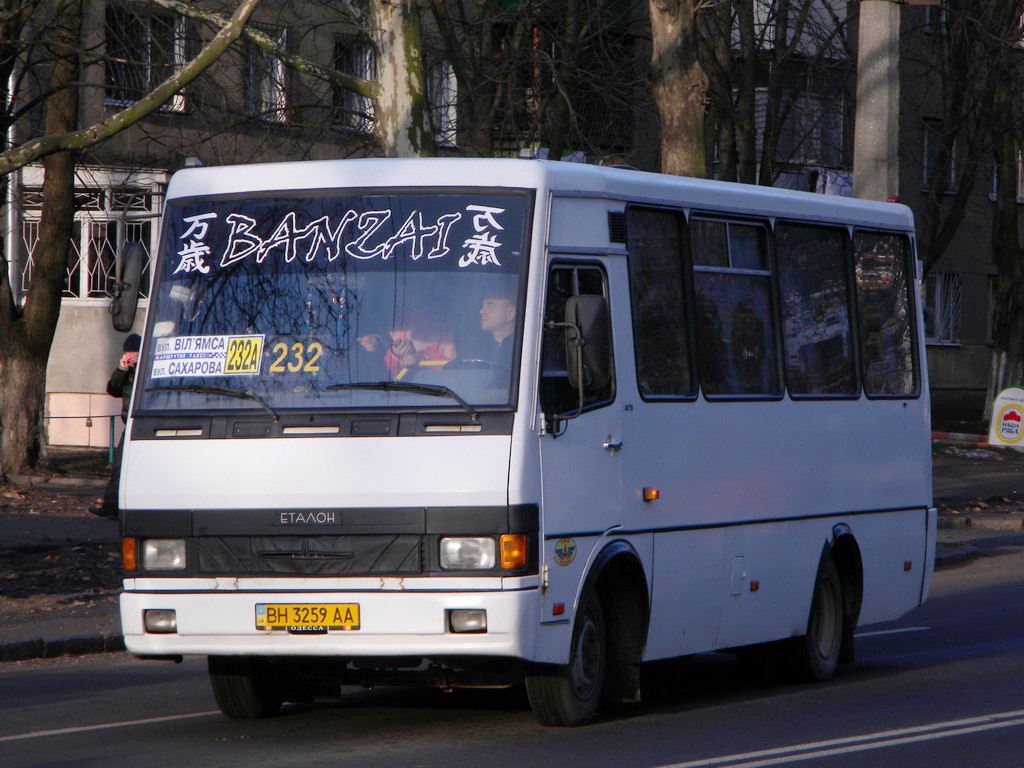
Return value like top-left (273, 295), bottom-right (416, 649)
top-left (537, 262), bottom-right (623, 621)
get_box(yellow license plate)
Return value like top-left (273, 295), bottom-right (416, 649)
top-left (255, 603), bottom-right (360, 632)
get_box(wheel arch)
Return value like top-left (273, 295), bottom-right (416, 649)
top-left (827, 523), bottom-right (864, 663)
top-left (579, 539), bottom-right (650, 703)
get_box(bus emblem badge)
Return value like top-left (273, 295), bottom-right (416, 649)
top-left (553, 538), bottom-right (576, 567)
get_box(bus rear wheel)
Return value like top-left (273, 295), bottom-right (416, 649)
top-left (208, 656), bottom-right (284, 719)
top-left (797, 557), bottom-right (844, 682)
top-left (525, 592), bottom-right (606, 727)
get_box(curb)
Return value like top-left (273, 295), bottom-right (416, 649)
top-left (6, 473), bottom-right (106, 490)
top-left (0, 632), bottom-right (124, 663)
top-left (934, 543), bottom-right (977, 570)
top-left (932, 431), bottom-right (989, 447)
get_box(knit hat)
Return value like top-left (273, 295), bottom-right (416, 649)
top-left (123, 333), bottom-right (141, 352)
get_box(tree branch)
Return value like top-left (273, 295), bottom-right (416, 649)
top-left (0, 0), bottom-right (262, 177)
top-left (149, 0), bottom-right (376, 99)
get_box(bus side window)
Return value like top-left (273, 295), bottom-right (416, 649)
top-left (540, 264), bottom-right (614, 416)
top-left (776, 223), bottom-right (858, 397)
top-left (854, 231), bottom-right (918, 397)
top-left (625, 207), bottom-right (694, 399)
top-left (691, 218), bottom-right (782, 397)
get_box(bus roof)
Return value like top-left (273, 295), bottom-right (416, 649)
top-left (165, 158), bottom-right (915, 232)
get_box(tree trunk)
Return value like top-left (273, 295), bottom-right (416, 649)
top-left (648, 0), bottom-right (706, 177)
top-left (372, 0), bottom-right (433, 157)
top-left (0, 0), bottom-right (80, 478)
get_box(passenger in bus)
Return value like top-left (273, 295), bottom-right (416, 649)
top-left (476, 293), bottom-right (517, 366)
top-left (356, 329), bottom-right (456, 376)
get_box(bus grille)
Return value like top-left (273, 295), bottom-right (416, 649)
top-left (195, 535), bottom-right (423, 576)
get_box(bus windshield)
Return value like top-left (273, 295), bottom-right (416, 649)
top-left (136, 190), bottom-right (530, 413)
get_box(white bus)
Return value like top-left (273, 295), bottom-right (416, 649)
top-left (118, 158), bottom-right (935, 726)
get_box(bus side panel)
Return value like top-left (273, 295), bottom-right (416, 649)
top-left (852, 507), bottom-right (934, 625)
top-left (646, 528), bottom-right (727, 659)
top-left (623, 394), bottom-right (930, 659)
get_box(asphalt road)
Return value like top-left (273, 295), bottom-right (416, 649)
top-left (3, 541), bottom-right (1024, 768)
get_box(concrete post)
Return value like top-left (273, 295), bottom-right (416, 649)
top-left (853, 0), bottom-right (902, 201)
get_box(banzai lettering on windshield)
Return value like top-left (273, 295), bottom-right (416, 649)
top-left (172, 203), bottom-right (513, 275)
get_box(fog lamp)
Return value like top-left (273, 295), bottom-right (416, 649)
top-left (142, 539), bottom-right (187, 570)
top-left (448, 609), bottom-right (487, 634)
top-left (144, 609), bottom-right (178, 634)
top-left (440, 537), bottom-right (495, 569)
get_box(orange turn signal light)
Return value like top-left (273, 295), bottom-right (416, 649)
top-left (122, 537), bottom-right (137, 572)
top-left (500, 534), bottom-right (528, 570)
top-left (642, 487), bottom-right (660, 502)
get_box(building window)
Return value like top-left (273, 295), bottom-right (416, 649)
top-left (924, 2), bottom-right (949, 36)
top-left (923, 118), bottom-right (957, 191)
top-left (923, 271), bottom-right (962, 345)
top-left (105, 4), bottom-right (189, 112)
top-left (17, 173), bottom-right (160, 303)
top-left (334, 37), bottom-right (376, 134)
top-left (990, 149), bottom-right (1024, 202)
top-left (247, 25), bottom-right (288, 123)
top-left (775, 87), bottom-right (845, 168)
top-left (427, 59), bottom-right (458, 148)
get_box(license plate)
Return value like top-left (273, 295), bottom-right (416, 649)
top-left (255, 603), bottom-right (360, 632)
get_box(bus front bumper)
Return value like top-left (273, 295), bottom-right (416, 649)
top-left (119, 580), bottom-right (540, 660)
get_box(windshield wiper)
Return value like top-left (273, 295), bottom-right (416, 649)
top-left (146, 384), bottom-right (280, 422)
top-left (327, 381), bottom-right (478, 419)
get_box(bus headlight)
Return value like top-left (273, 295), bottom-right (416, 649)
top-left (440, 537), bottom-right (495, 569)
top-left (142, 539), bottom-right (187, 570)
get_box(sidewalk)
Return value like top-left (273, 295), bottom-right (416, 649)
top-left (1, 441), bottom-right (1023, 663)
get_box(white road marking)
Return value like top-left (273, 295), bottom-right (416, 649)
top-left (0, 710), bottom-right (220, 743)
top-left (657, 709), bottom-right (1024, 768)
top-left (855, 626), bottom-right (930, 638)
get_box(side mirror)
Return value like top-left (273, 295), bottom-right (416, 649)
top-left (565, 294), bottom-right (611, 393)
top-left (110, 242), bottom-right (144, 332)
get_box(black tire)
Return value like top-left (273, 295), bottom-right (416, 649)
top-left (208, 656), bottom-right (284, 719)
top-left (798, 557), bottom-right (844, 682)
top-left (525, 592), bottom-right (606, 727)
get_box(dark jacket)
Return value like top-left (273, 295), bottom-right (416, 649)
top-left (106, 366), bottom-right (136, 422)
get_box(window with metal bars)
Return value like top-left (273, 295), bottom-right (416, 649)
top-left (17, 187), bottom-right (155, 302)
top-left (333, 36), bottom-right (376, 134)
top-left (923, 271), bottom-right (962, 345)
top-left (105, 4), bottom-right (189, 112)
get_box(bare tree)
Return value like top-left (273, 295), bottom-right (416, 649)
top-left (909, 1), bottom-right (1015, 276)
top-left (648, 0), bottom-right (707, 176)
top-left (0, 0), bottom-right (82, 477)
top-left (985, 3), bottom-right (1024, 413)
top-left (0, 0), bottom-right (260, 477)
top-left (698, 0), bottom-right (852, 186)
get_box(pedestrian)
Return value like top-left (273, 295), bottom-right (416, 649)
top-left (90, 333), bottom-right (140, 519)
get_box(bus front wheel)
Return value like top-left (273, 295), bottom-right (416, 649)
top-left (797, 557), bottom-right (844, 681)
top-left (525, 592), bottom-right (606, 726)
top-left (208, 656), bottom-right (284, 719)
